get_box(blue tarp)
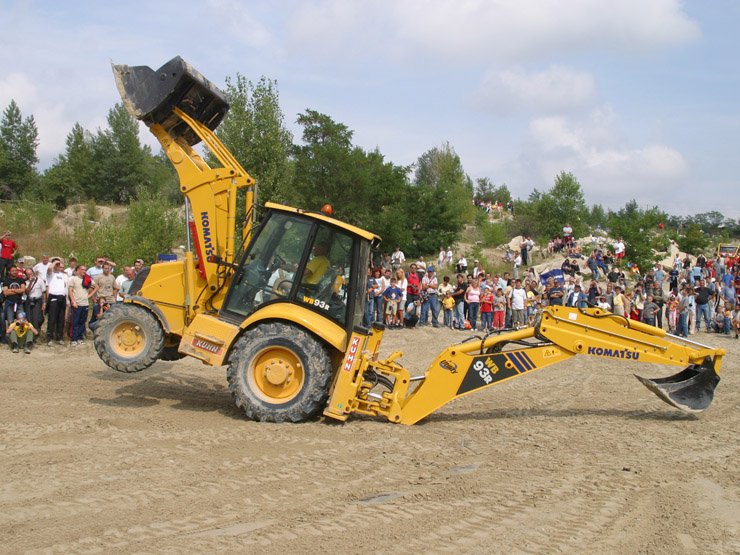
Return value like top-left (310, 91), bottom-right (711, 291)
top-left (540, 268), bottom-right (565, 285)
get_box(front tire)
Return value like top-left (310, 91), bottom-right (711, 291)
top-left (93, 304), bottom-right (164, 373)
top-left (227, 322), bottom-right (333, 422)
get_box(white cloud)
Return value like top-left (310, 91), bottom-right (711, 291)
top-left (526, 110), bottom-right (690, 203)
top-left (472, 65), bottom-right (596, 114)
top-left (206, 0), bottom-right (276, 50)
top-left (0, 73), bottom-right (38, 108)
top-left (286, 0), bottom-right (700, 65)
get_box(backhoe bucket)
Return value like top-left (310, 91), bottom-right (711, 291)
top-left (112, 56), bottom-right (228, 145)
top-left (635, 362), bottom-right (720, 413)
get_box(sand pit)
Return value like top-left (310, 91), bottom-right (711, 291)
top-left (1, 328), bottom-right (738, 553)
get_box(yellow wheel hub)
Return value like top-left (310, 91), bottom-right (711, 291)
top-left (110, 321), bottom-right (146, 357)
top-left (250, 347), bottom-right (304, 404)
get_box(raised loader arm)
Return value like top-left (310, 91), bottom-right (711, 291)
top-left (112, 57), bottom-right (255, 314)
top-left (325, 305), bottom-right (724, 425)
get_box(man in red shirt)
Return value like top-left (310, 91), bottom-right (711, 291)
top-left (0, 230), bottom-right (17, 278)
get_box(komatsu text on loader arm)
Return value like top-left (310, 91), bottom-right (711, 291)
top-left (94, 57), bottom-right (724, 425)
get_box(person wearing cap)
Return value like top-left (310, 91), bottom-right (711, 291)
top-left (45, 259), bottom-right (69, 345)
top-left (7, 311), bottom-right (37, 354)
top-left (0, 230), bottom-right (17, 279)
top-left (420, 265), bottom-right (440, 327)
top-left (596, 295), bottom-right (611, 311)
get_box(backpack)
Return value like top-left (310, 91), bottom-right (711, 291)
top-left (82, 274), bottom-right (93, 289)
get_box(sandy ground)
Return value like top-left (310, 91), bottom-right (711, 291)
top-left (1, 327), bottom-right (738, 554)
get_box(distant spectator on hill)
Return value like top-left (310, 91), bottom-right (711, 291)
top-left (0, 231), bottom-right (17, 278)
top-left (134, 258), bottom-right (144, 275)
top-left (613, 238), bottom-right (625, 264)
top-left (456, 255), bottom-right (467, 274)
top-left (562, 223), bottom-right (573, 248)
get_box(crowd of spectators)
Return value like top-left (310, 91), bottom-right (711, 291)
top-left (364, 241), bottom-right (740, 339)
top-left (3, 224), bottom-right (740, 356)
top-left (1, 230), bottom-right (143, 353)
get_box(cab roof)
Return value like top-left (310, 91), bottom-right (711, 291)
top-left (265, 202), bottom-right (381, 244)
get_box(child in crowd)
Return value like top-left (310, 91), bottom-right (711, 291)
top-left (493, 288), bottom-right (506, 330)
top-left (713, 305), bottom-right (729, 334)
top-left (442, 292), bottom-right (455, 328)
top-left (480, 287), bottom-right (494, 331)
top-left (666, 294), bottom-right (679, 334)
top-left (382, 277), bottom-right (403, 328)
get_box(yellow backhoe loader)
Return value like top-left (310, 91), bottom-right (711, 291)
top-left (95, 57), bottom-right (725, 424)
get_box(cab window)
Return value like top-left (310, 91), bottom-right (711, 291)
top-left (295, 225), bottom-right (354, 325)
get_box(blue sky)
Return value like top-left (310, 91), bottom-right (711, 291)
top-left (1, 0), bottom-right (738, 218)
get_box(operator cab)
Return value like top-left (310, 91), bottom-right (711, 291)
top-left (222, 205), bottom-right (376, 330)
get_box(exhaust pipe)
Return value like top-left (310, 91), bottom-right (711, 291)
top-left (112, 56), bottom-right (229, 145)
top-left (635, 360), bottom-right (720, 413)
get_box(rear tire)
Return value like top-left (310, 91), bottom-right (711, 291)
top-left (227, 322), bottom-right (333, 422)
top-left (93, 304), bottom-right (164, 373)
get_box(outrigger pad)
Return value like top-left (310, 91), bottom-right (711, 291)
top-left (112, 56), bottom-right (229, 145)
top-left (635, 363), bottom-right (720, 413)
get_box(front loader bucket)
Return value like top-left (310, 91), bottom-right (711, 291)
top-left (635, 362), bottom-right (720, 413)
top-left (112, 56), bottom-right (228, 145)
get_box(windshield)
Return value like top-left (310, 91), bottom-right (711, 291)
top-left (224, 212), bottom-right (311, 317)
top-left (223, 211), bottom-right (358, 327)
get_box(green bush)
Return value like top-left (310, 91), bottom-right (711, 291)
top-left (0, 199), bottom-right (55, 235)
top-left (481, 221), bottom-right (508, 247)
top-left (61, 191), bottom-right (185, 265)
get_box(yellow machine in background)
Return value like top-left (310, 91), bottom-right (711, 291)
top-left (94, 57), bottom-right (724, 425)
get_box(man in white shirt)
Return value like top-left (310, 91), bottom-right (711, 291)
top-left (509, 279), bottom-right (527, 328)
top-left (390, 247), bottom-right (405, 270)
top-left (87, 257), bottom-right (105, 279)
top-left (614, 239), bottom-right (626, 263)
top-left (64, 256), bottom-right (78, 278)
top-left (45, 259), bottom-right (69, 345)
top-left (26, 267), bottom-right (46, 332)
top-left (115, 266), bottom-right (134, 301)
top-left (32, 254), bottom-right (51, 285)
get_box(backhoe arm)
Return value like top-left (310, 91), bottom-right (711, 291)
top-left (325, 306), bottom-right (724, 425)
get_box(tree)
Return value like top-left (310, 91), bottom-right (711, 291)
top-left (515, 172), bottom-right (588, 240)
top-left (292, 110), bottom-right (411, 248)
top-left (37, 123), bottom-right (95, 207)
top-left (676, 223), bottom-right (710, 255)
top-left (89, 104), bottom-right (152, 202)
top-left (212, 75), bottom-right (293, 206)
top-left (0, 100), bottom-right (39, 199)
top-left (407, 143), bottom-right (473, 254)
top-left (606, 200), bottom-right (668, 271)
top-left (474, 177), bottom-right (512, 206)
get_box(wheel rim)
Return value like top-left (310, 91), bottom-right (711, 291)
top-left (110, 321), bottom-right (146, 358)
top-left (248, 346), bottom-right (305, 404)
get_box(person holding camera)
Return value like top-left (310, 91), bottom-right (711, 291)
top-left (7, 311), bottom-right (37, 354)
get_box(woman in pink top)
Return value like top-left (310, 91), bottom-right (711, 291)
top-left (465, 278), bottom-right (481, 330)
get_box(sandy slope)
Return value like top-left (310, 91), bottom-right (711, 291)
top-left (0, 328), bottom-right (738, 553)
